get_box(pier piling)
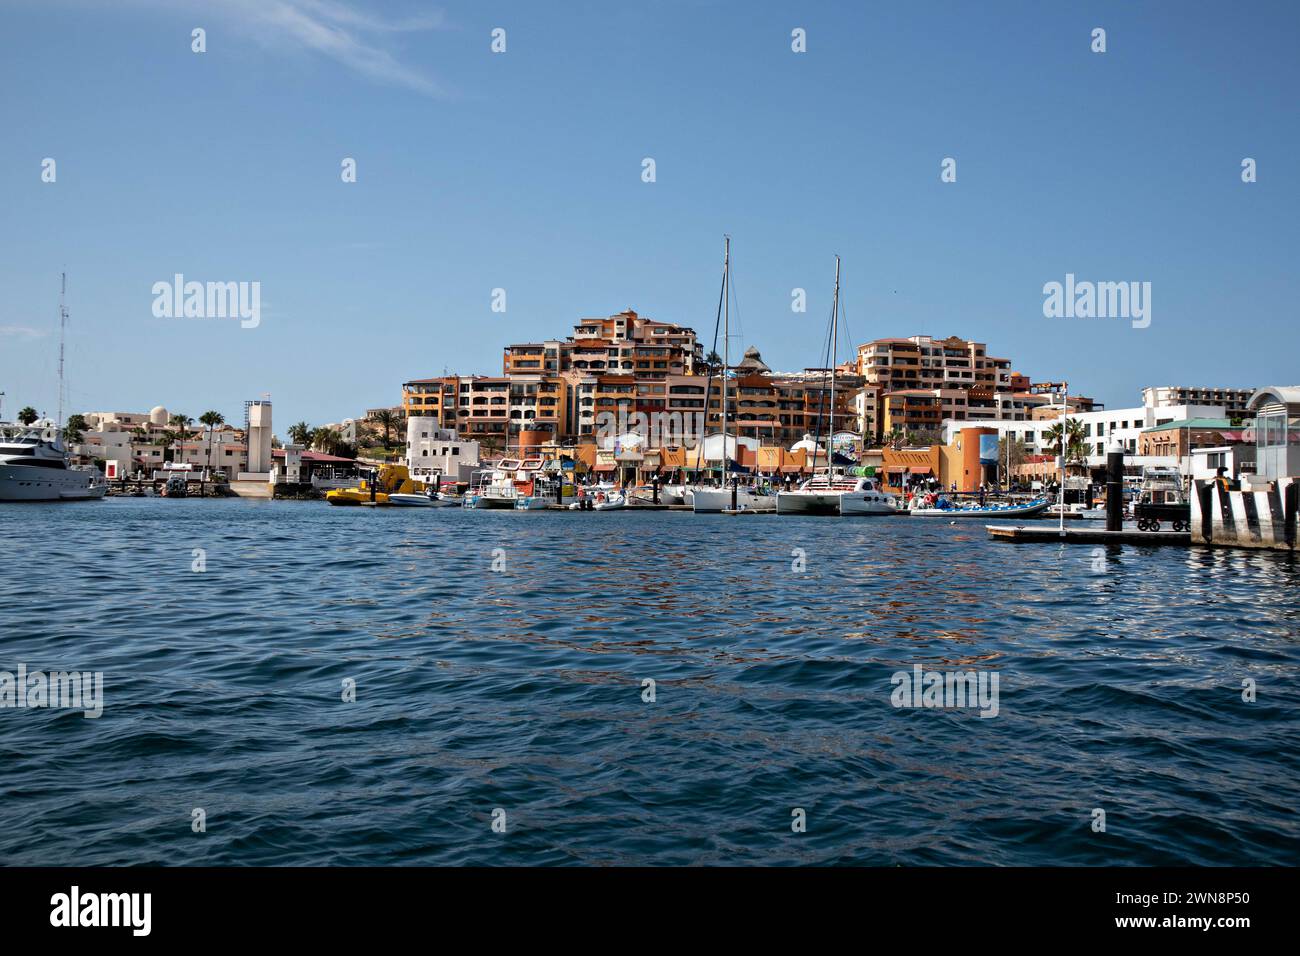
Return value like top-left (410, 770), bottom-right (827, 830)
top-left (1105, 447), bottom-right (1124, 532)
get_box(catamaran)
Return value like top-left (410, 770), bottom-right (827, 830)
top-left (777, 257), bottom-right (896, 516)
top-left (778, 468), bottom-right (897, 515)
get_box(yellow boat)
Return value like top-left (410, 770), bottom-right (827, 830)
top-left (325, 464), bottom-right (424, 506)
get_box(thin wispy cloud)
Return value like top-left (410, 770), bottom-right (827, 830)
top-left (133, 0), bottom-right (448, 96)
top-left (0, 326), bottom-right (48, 340)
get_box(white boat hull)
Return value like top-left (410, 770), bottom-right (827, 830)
top-left (659, 485), bottom-right (688, 505)
top-left (514, 496), bottom-right (552, 510)
top-left (1048, 505), bottom-right (1107, 520)
top-left (0, 464), bottom-right (107, 501)
top-left (776, 491), bottom-right (841, 515)
top-left (387, 493), bottom-right (436, 507)
top-left (465, 493), bottom-right (516, 509)
top-left (691, 489), bottom-right (777, 512)
top-left (769, 486), bottom-right (894, 515)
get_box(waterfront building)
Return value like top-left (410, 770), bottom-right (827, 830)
top-left (855, 334), bottom-right (1094, 439)
top-left (405, 417), bottom-right (481, 484)
top-left (76, 406), bottom-right (205, 476)
top-left (173, 426), bottom-right (249, 478)
top-left (1139, 418), bottom-right (1240, 460)
top-left (1143, 385), bottom-right (1255, 415)
top-left (1190, 387), bottom-right (1300, 551)
top-left (270, 446), bottom-right (360, 492)
top-left (1190, 445), bottom-right (1252, 484)
top-left (503, 309), bottom-right (702, 379)
top-left (1244, 386), bottom-right (1300, 486)
top-left (942, 385), bottom-right (1250, 475)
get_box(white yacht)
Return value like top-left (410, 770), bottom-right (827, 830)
top-left (691, 484), bottom-right (776, 512)
top-left (0, 275), bottom-right (107, 502)
top-left (0, 427), bottom-right (107, 502)
top-left (777, 470), bottom-right (896, 516)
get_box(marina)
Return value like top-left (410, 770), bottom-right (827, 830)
top-left (2, 496), bottom-right (1296, 869)
top-left (2, 0), bottom-right (1297, 914)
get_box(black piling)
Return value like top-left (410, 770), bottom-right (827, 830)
top-left (1105, 448), bottom-right (1124, 531)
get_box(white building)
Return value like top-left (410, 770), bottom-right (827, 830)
top-left (243, 400), bottom-right (273, 478)
top-left (943, 395), bottom-right (1241, 474)
top-left (406, 418), bottom-right (480, 485)
top-left (1143, 385), bottom-right (1254, 415)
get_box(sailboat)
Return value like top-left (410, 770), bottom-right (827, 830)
top-left (691, 237), bottom-right (777, 513)
top-left (0, 274), bottom-right (107, 502)
top-left (776, 256), bottom-right (897, 516)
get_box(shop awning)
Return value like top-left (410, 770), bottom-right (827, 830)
top-left (909, 466), bottom-right (933, 475)
top-left (594, 462), bottom-right (616, 472)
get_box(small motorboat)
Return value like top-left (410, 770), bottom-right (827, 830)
top-left (1047, 503), bottom-right (1107, 521)
top-left (591, 491), bottom-right (627, 511)
top-left (387, 492), bottom-right (438, 507)
top-left (910, 496), bottom-right (1052, 519)
top-left (514, 495), bottom-right (552, 510)
top-left (326, 464), bottom-right (427, 506)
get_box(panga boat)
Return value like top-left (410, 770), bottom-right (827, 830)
top-left (325, 464), bottom-right (423, 506)
top-left (909, 496), bottom-right (1052, 518)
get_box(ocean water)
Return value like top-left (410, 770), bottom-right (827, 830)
top-left (1, 497), bottom-right (1297, 866)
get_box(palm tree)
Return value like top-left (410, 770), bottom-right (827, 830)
top-left (371, 409), bottom-right (400, 450)
top-left (17, 406), bottom-right (38, 425)
top-left (199, 410), bottom-right (225, 489)
top-left (312, 427), bottom-right (344, 457)
top-left (168, 414), bottom-right (192, 464)
top-left (62, 413), bottom-right (87, 446)
top-left (1044, 419), bottom-right (1087, 464)
top-left (287, 421), bottom-right (313, 446)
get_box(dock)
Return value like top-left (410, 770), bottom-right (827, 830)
top-left (985, 525), bottom-right (1190, 545)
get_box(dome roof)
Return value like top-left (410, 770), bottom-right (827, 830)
top-left (148, 405), bottom-right (169, 425)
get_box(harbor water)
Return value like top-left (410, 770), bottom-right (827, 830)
top-left (2, 498), bottom-right (1297, 865)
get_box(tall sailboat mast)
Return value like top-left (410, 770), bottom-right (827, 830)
top-left (826, 256), bottom-right (840, 477)
top-left (722, 235), bottom-right (730, 474)
top-left (57, 272), bottom-right (68, 433)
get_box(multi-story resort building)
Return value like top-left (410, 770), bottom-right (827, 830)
top-left (403, 316), bottom-right (1093, 466)
top-left (855, 334), bottom-right (1096, 436)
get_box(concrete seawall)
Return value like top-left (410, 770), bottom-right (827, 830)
top-left (1191, 477), bottom-right (1298, 551)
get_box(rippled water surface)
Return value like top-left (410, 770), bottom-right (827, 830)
top-left (2, 498), bottom-right (1298, 866)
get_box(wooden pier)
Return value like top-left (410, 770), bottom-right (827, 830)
top-left (985, 525), bottom-right (1190, 545)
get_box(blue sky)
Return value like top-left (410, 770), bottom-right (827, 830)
top-left (2, 0), bottom-right (1296, 429)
